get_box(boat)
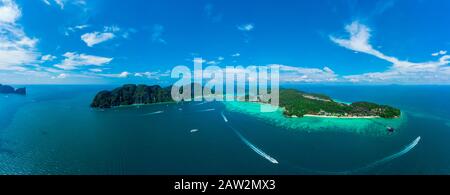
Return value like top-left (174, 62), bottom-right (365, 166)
top-left (387, 126), bottom-right (395, 133)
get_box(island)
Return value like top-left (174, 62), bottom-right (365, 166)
top-left (274, 89), bottom-right (400, 118)
top-left (91, 84), bottom-right (173, 108)
top-left (91, 83), bottom-right (207, 108)
top-left (0, 84), bottom-right (26, 95)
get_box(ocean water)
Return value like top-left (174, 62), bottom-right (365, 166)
top-left (0, 85), bottom-right (450, 175)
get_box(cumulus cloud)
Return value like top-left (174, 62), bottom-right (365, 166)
top-left (0, 0), bottom-right (20, 23)
top-left (80, 25), bottom-right (129, 47)
top-left (432, 50), bottom-right (447, 57)
top-left (118, 71), bottom-right (129, 78)
top-left (331, 21), bottom-right (450, 83)
top-left (54, 52), bottom-right (113, 70)
top-left (81, 32), bottom-right (115, 47)
top-left (41, 54), bottom-right (56, 61)
top-left (0, 0), bottom-right (40, 71)
top-left (237, 23), bottom-right (254, 32)
top-left (231, 53), bottom-right (241, 57)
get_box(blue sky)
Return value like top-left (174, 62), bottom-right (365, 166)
top-left (0, 0), bottom-right (449, 84)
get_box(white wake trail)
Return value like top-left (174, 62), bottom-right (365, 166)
top-left (356, 136), bottom-right (421, 172)
top-left (141, 110), bottom-right (164, 116)
top-left (196, 108), bottom-right (216, 113)
top-left (194, 102), bottom-right (208, 106)
top-left (221, 112), bottom-right (278, 164)
top-left (221, 112), bottom-right (228, 122)
top-left (288, 136), bottom-right (422, 175)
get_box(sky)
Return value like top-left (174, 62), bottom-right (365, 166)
top-left (0, 0), bottom-right (449, 85)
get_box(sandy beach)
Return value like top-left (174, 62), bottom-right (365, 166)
top-left (303, 114), bottom-right (380, 119)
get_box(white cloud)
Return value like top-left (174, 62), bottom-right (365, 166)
top-left (206, 60), bottom-right (219, 65)
top-left (42, 0), bottom-right (87, 10)
top-left (231, 53), bottom-right (241, 57)
top-left (51, 73), bottom-right (67, 79)
top-left (42, 0), bottom-right (51, 5)
top-left (0, 0), bottom-right (20, 23)
top-left (331, 21), bottom-right (450, 83)
top-left (54, 0), bottom-right (64, 9)
top-left (237, 23), bottom-right (254, 32)
top-left (118, 71), bottom-right (129, 78)
top-left (134, 71), bottom-right (169, 80)
top-left (152, 24), bottom-right (166, 44)
top-left (54, 52), bottom-right (113, 70)
top-left (98, 71), bottom-right (131, 78)
top-left (65, 24), bottom-right (89, 36)
top-left (41, 54), bottom-right (56, 61)
top-left (432, 50), bottom-right (447, 56)
top-left (89, 68), bottom-right (102, 72)
top-left (218, 56), bottom-right (224, 61)
top-left (79, 25), bottom-right (132, 45)
top-left (81, 32), bottom-right (115, 47)
top-left (270, 64), bottom-right (338, 82)
top-left (193, 58), bottom-right (206, 64)
top-left (0, 0), bottom-right (40, 71)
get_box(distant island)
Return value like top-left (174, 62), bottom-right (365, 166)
top-left (0, 84), bottom-right (26, 95)
top-left (91, 83), bottom-right (207, 108)
top-left (91, 84), bottom-right (173, 108)
top-left (91, 84), bottom-right (401, 119)
top-left (275, 89), bottom-right (400, 119)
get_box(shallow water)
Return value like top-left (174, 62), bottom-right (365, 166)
top-left (223, 101), bottom-right (406, 136)
top-left (0, 85), bottom-right (449, 174)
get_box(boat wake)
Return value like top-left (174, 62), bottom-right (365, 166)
top-left (196, 108), bottom-right (216, 113)
top-left (221, 112), bottom-right (278, 164)
top-left (194, 102), bottom-right (208, 106)
top-left (221, 112), bottom-right (228, 122)
top-left (288, 136), bottom-right (422, 174)
top-left (355, 136), bottom-right (421, 172)
top-left (141, 110), bottom-right (164, 116)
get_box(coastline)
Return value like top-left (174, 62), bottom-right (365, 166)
top-left (223, 101), bottom-right (406, 136)
top-left (303, 114), bottom-right (380, 119)
top-left (92, 101), bottom-right (177, 110)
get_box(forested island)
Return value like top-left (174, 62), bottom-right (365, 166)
top-left (0, 84), bottom-right (26, 95)
top-left (90, 83), bottom-right (205, 108)
top-left (91, 84), bottom-right (173, 108)
top-left (276, 89), bottom-right (400, 118)
top-left (91, 84), bottom-right (400, 119)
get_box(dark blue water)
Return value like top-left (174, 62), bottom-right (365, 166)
top-left (0, 85), bottom-right (449, 175)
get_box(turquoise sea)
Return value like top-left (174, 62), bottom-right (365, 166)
top-left (1, 85), bottom-right (450, 175)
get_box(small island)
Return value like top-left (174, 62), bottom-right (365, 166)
top-left (275, 89), bottom-right (400, 119)
top-left (0, 84), bottom-right (26, 95)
